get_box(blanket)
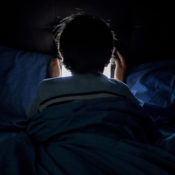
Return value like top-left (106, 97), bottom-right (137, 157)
top-left (24, 97), bottom-right (175, 175)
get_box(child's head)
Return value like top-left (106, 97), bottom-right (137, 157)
top-left (55, 13), bottom-right (116, 74)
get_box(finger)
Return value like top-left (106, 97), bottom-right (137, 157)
top-left (50, 58), bottom-right (60, 65)
top-left (114, 58), bottom-right (121, 67)
top-left (116, 51), bottom-right (126, 68)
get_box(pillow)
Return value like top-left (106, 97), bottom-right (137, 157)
top-left (0, 46), bottom-right (52, 121)
top-left (126, 60), bottom-right (175, 108)
top-left (126, 60), bottom-right (175, 136)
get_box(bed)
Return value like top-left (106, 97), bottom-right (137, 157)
top-left (0, 0), bottom-right (175, 175)
top-left (0, 46), bottom-right (175, 175)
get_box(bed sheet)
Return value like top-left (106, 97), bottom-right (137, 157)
top-left (126, 60), bottom-right (175, 136)
top-left (0, 46), bottom-right (52, 127)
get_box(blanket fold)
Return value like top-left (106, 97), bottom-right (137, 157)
top-left (26, 97), bottom-right (175, 175)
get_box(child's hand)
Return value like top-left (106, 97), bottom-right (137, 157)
top-left (114, 51), bottom-right (126, 82)
top-left (48, 58), bottom-right (61, 78)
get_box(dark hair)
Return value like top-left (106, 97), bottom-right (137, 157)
top-left (55, 13), bottom-right (116, 74)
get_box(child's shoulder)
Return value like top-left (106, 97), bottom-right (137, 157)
top-left (41, 76), bottom-right (72, 85)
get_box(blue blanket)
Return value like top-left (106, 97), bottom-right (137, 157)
top-left (1, 45), bottom-right (175, 175)
top-left (1, 97), bottom-right (175, 174)
top-left (126, 60), bottom-right (175, 136)
top-left (25, 97), bottom-right (175, 175)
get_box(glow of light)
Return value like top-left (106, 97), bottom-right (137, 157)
top-left (61, 63), bottom-right (111, 78)
top-left (103, 63), bottom-right (111, 78)
top-left (61, 64), bottom-right (72, 77)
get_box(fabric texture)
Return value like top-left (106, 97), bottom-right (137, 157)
top-left (125, 60), bottom-right (175, 136)
top-left (0, 97), bottom-right (175, 175)
top-left (126, 60), bottom-right (175, 108)
top-left (0, 46), bottom-right (52, 122)
top-left (27, 73), bottom-right (139, 117)
top-left (26, 97), bottom-right (175, 175)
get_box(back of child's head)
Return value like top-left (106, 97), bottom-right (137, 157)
top-left (55, 13), bottom-right (116, 74)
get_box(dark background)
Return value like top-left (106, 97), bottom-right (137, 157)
top-left (0, 0), bottom-right (174, 67)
